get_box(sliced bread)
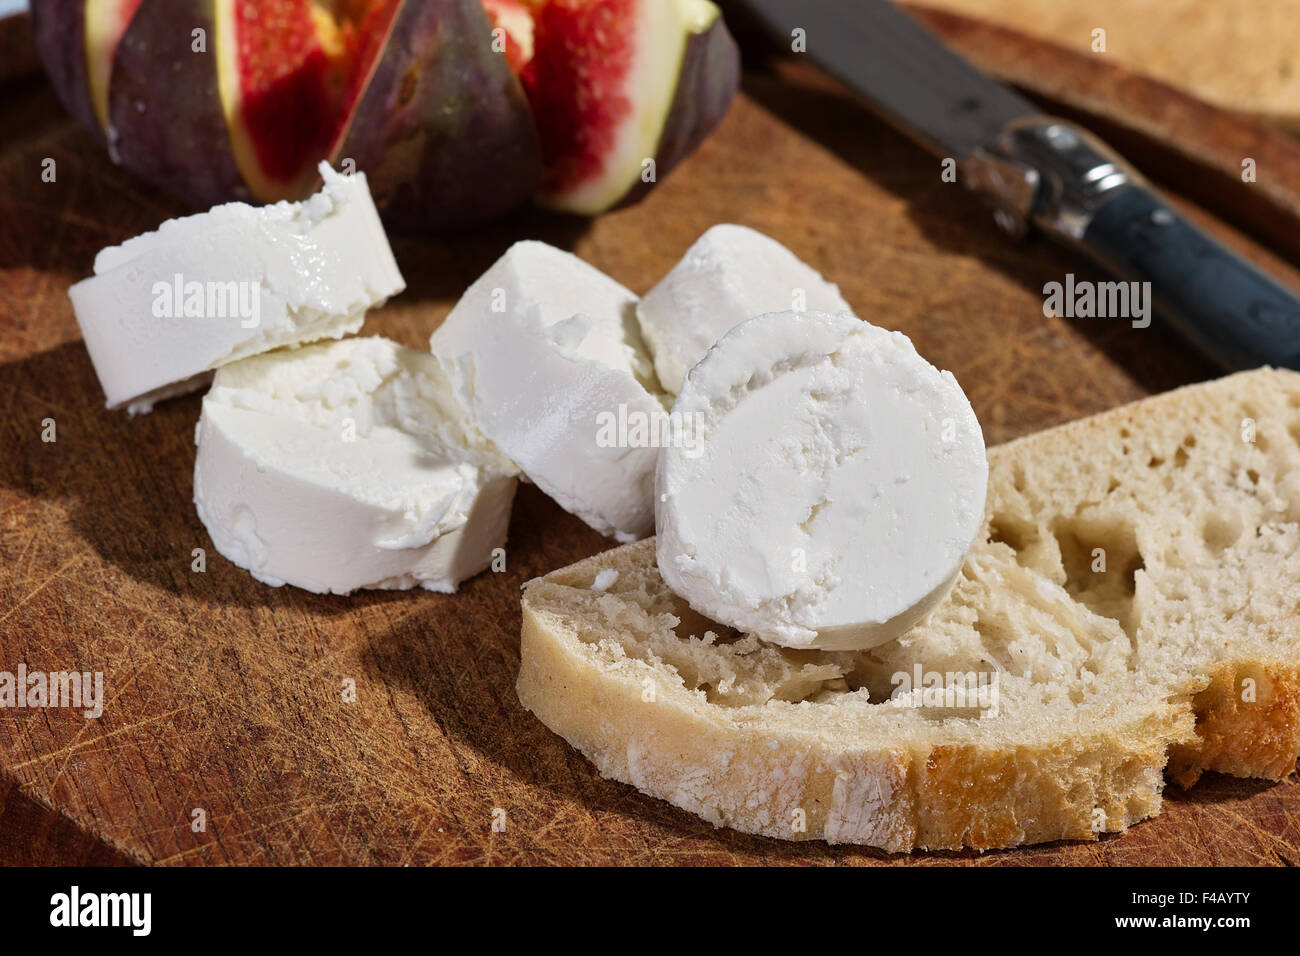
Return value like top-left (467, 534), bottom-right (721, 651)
top-left (517, 368), bottom-right (1300, 850)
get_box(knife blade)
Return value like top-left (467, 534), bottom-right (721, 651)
top-left (739, 0), bottom-right (1300, 371)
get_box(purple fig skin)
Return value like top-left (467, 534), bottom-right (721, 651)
top-left (614, 12), bottom-right (740, 210)
top-left (333, 0), bottom-right (542, 233)
top-left (43, 0), bottom-right (541, 230)
top-left (106, 0), bottom-right (247, 208)
top-left (30, 0), bottom-right (101, 137)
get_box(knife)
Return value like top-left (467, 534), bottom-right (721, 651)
top-left (739, 0), bottom-right (1300, 371)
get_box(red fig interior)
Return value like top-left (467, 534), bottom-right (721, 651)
top-left (485, 0), bottom-right (638, 197)
top-left (522, 0), bottom-right (639, 196)
top-left (482, 0), bottom-right (537, 74)
top-left (485, 0), bottom-right (723, 212)
top-left (85, 0), bottom-right (724, 212)
top-left (225, 0), bottom-right (402, 199)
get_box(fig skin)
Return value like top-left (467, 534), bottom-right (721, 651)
top-left (613, 12), bottom-right (739, 211)
top-left (107, 0), bottom-right (247, 208)
top-left (31, 0), bottom-right (100, 137)
top-left (95, 0), bottom-right (538, 230)
top-left (30, 0), bottom-right (734, 229)
top-left (107, 0), bottom-right (538, 230)
top-left (333, 0), bottom-right (542, 232)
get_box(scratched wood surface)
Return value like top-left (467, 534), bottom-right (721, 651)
top-left (1, 12), bottom-right (1297, 865)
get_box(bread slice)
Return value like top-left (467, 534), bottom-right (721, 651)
top-left (517, 368), bottom-right (1300, 850)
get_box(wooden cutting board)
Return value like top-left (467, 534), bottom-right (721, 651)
top-left (2, 11), bottom-right (1298, 866)
top-left (910, 0), bottom-right (1300, 132)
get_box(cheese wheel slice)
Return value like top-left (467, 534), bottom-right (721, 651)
top-left (636, 224), bottom-right (854, 394)
top-left (69, 163), bottom-right (404, 413)
top-left (656, 310), bottom-right (988, 650)
top-left (430, 241), bottom-right (667, 542)
top-left (193, 336), bottom-right (517, 595)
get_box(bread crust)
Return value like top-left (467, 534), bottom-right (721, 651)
top-left (517, 369), bottom-right (1300, 850)
top-left (986, 368), bottom-right (1300, 791)
top-left (518, 591), bottom-right (1191, 850)
top-left (1168, 660), bottom-right (1300, 787)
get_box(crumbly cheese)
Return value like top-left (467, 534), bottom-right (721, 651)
top-left (592, 569), bottom-right (620, 591)
top-left (429, 240), bottom-right (667, 541)
top-left (193, 336), bottom-right (518, 595)
top-left (69, 163), bottom-right (404, 413)
top-left (656, 310), bottom-right (988, 650)
top-left (636, 224), bottom-right (854, 393)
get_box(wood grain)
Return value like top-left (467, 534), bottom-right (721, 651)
top-left (0, 22), bottom-right (1296, 865)
top-left (908, 0), bottom-right (1300, 132)
top-left (906, 4), bottom-right (1300, 269)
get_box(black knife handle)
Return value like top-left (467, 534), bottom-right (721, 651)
top-left (1080, 184), bottom-right (1300, 370)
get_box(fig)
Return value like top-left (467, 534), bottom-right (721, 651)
top-left (482, 0), bottom-right (535, 73)
top-left (30, 0), bottom-right (738, 228)
top-left (333, 0), bottom-right (543, 230)
top-left (106, 0), bottom-right (245, 207)
top-left (33, 0), bottom-right (540, 229)
top-left (31, 0), bottom-right (141, 137)
top-left (500, 0), bottom-right (741, 214)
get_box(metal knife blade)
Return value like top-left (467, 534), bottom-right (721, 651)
top-left (738, 0), bottom-right (1300, 370)
top-left (739, 0), bottom-right (1038, 159)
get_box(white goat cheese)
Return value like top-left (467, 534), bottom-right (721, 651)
top-left (656, 310), bottom-right (988, 650)
top-left (429, 241), bottom-right (666, 542)
top-left (636, 224), bottom-right (853, 393)
top-left (69, 163), bottom-right (404, 413)
top-left (193, 337), bottom-right (517, 595)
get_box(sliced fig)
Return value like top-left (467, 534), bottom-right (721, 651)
top-left (615, 2), bottom-right (739, 208)
top-left (99, 0), bottom-right (539, 228)
top-left (30, 0), bottom-right (731, 229)
top-left (513, 0), bottom-right (740, 214)
top-left (330, 0), bottom-right (543, 231)
top-left (85, 0), bottom-right (143, 128)
top-left (482, 0), bottom-right (537, 73)
top-left (111, 0), bottom-right (384, 205)
top-left (107, 0), bottom-right (246, 207)
top-left (31, 0), bottom-right (142, 137)
top-left (221, 0), bottom-right (414, 202)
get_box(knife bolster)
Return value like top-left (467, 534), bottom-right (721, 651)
top-left (965, 118), bottom-right (1143, 240)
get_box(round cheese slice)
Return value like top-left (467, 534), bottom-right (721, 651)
top-left (193, 336), bottom-right (517, 595)
top-left (656, 310), bottom-right (988, 650)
